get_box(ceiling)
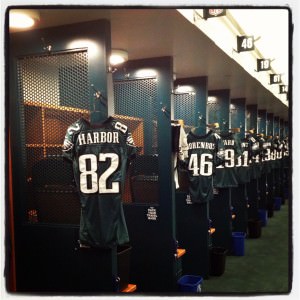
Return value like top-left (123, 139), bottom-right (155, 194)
top-left (9, 8), bottom-right (289, 120)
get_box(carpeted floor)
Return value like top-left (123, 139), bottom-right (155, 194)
top-left (202, 201), bottom-right (291, 295)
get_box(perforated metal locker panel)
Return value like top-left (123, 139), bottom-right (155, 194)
top-left (267, 113), bottom-right (274, 136)
top-left (230, 99), bottom-right (246, 135)
top-left (173, 93), bottom-right (196, 133)
top-left (208, 91), bottom-right (230, 132)
top-left (113, 78), bottom-right (159, 204)
top-left (246, 105), bottom-right (258, 132)
top-left (17, 50), bottom-right (90, 224)
top-left (207, 97), bottom-right (222, 126)
top-left (230, 105), bottom-right (238, 130)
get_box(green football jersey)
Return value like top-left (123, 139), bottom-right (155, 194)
top-left (282, 137), bottom-right (289, 168)
top-left (186, 130), bottom-right (225, 203)
top-left (62, 116), bottom-right (136, 248)
top-left (269, 137), bottom-right (278, 170)
top-left (261, 136), bottom-right (273, 174)
top-left (257, 135), bottom-right (268, 175)
top-left (273, 137), bottom-right (284, 169)
top-left (236, 137), bottom-right (251, 184)
top-left (213, 132), bottom-right (243, 188)
top-left (247, 134), bottom-right (261, 180)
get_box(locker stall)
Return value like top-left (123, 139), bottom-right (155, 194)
top-left (112, 57), bottom-right (180, 292)
top-left (273, 116), bottom-right (284, 205)
top-left (266, 113), bottom-right (276, 217)
top-left (230, 98), bottom-right (248, 233)
top-left (207, 89), bottom-right (233, 252)
top-left (246, 104), bottom-right (260, 221)
top-left (9, 19), bottom-right (133, 293)
top-left (173, 77), bottom-right (211, 278)
top-left (258, 109), bottom-right (268, 214)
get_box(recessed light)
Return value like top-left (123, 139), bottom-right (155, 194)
top-left (9, 9), bottom-right (39, 29)
top-left (109, 49), bottom-right (128, 66)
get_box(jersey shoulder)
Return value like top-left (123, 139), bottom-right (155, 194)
top-left (62, 118), bottom-right (87, 153)
top-left (108, 117), bottom-right (130, 135)
top-left (213, 132), bottom-right (221, 140)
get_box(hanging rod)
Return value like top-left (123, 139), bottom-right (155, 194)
top-left (17, 47), bottom-right (88, 59)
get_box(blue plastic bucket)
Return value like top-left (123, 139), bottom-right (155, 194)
top-left (258, 209), bottom-right (268, 227)
top-left (232, 232), bottom-right (246, 256)
top-left (178, 275), bottom-right (203, 293)
top-left (274, 197), bottom-right (282, 211)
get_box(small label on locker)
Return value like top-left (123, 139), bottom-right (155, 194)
top-left (146, 206), bottom-right (158, 221)
top-left (213, 188), bottom-right (219, 195)
top-left (185, 194), bottom-right (193, 205)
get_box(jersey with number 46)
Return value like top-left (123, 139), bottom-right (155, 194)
top-left (62, 116), bottom-right (136, 248)
top-left (186, 130), bottom-right (225, 203)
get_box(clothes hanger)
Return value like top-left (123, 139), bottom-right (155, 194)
top-left (230, 127), bottom-right (241, 133)
top-left (90, 84), bottom-right (109, 126)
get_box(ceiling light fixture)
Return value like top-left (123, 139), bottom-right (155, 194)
top-left (9, 9), bottom-right (40, 29)
top-left (174, 85), bottom-right (196, 95)
top-left (109, 49), bottom-right (128, 66)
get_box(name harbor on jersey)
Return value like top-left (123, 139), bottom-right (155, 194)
top-left (78, 131), bottom-right (120, 145)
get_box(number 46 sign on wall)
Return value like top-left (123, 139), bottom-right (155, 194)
top-left (237, 35), bottom-right (255, 52)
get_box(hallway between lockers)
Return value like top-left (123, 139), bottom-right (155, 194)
top-left (202, 200), bottom-right (290, 294)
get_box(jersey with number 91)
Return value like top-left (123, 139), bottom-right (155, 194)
top-left (213, 132), bottom-right (242, 188)
top-left (186, 130), bottom-right (225, 203)
top-left (62, 117), bottom-right (136, 248)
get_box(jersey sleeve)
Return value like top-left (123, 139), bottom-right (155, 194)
top-left (126, 131), bottom-right (137, 159)
top-left (248, 135), bottom-right (260, 157)
top-left (62, 119), bottom-right (82, 161)
top-left (178, 126), bottom-right (189, 161)
top-left (111, 117), bottom-right (137, 159)
top-left (233, 134), bottom-right (243, 159)
top-left (214, 132), bottom-right (225, 166)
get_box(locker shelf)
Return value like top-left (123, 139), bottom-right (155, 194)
top-left (177, 248), bottom-right (186, 258)
top-left (121, 284), bottom-right (137, 293)
top-left (209, 228), bottom-right (216, 235)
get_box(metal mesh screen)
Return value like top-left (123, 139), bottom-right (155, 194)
top-left (207, 97), bottom-right (221, 125)
top-left (266, 116), bottom-right (273, 136)
top-left (113, 78), bottom-right (159, 204)
top-left (257, 116), bottom-right (262, 134)
top-left (230, 104), bottom-right (237, 129)
top-left (246, 108), bottom-right (257, 132)
top-left (174, 93), bottom-right (196, 132)
top-left (17, 50), bottom-right (90, 224)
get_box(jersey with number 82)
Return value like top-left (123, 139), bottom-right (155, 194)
top-left (79, 153), bottom-right (120, 194)
top-left (62, 117), bottom-right (136, 248)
